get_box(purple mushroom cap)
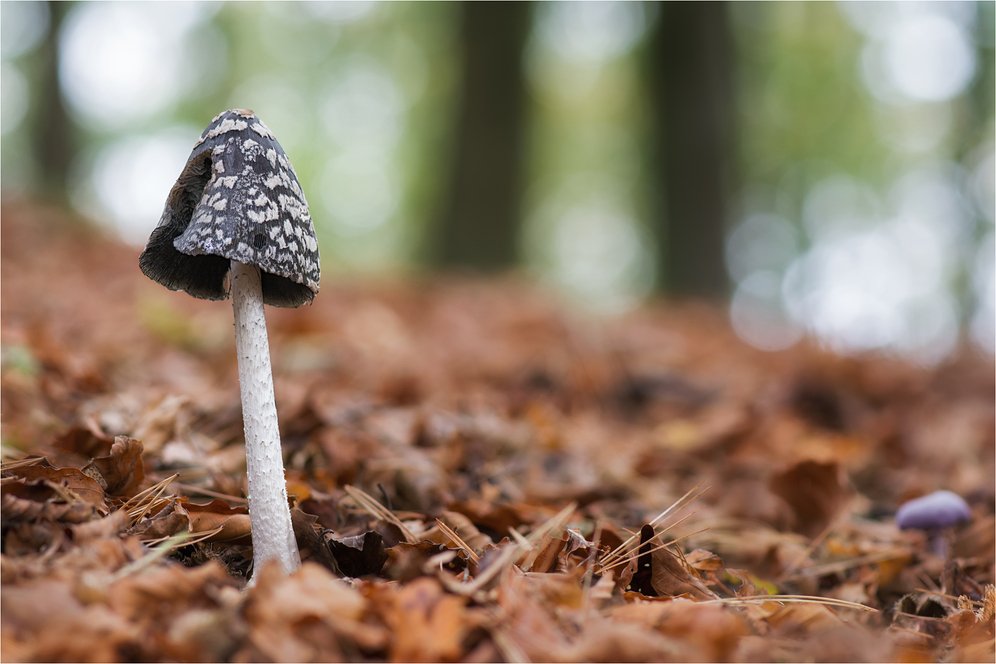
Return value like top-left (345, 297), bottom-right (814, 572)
top-left (896, 490), bottom-right (971, 531)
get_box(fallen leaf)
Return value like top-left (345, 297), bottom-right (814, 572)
top-left (81, 436), bottom-right (145, 497)
top-left (326, 530), bottom-right (388, 578)
top-left (374, 576), bottom-right (469, 662)
top-left (182, 499), bottom-right (251, 543)
top-left (769, 460), bottom-right (849, 538)
top-left (241, 562), bottom-right (383, 662)
top-left (3, 464), bottom-right (107, 512)
top-left (650, 546), bottom-right (718, 601)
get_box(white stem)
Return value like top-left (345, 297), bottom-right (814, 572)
top-left (231, 261), bottom-right (301, 583)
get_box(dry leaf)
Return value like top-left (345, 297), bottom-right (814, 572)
top-left (4, 464), bottom-right (107, 512)
top-left (182, 500), bottom-right (251, 543)
top-left (81, 436), bottom-right (145, 497)
top-left (650, 546), bottom-right (718, 601)
top-left (769, 460), bottom-right (849, 538)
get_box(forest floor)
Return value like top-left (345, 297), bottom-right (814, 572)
top-left (1, 199), bottom-right (994, 663)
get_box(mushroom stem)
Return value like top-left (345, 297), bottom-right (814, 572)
top-left (231, 260), bottom-right (301, 582)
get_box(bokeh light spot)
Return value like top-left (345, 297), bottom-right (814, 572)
top-left (1, 1), bottom-right (50, 60)
top-left (1, 62), bottom-right (29, 136)
top-left (730, 270), bottom-right (801, 352)
top-left (725, 213), bottom-right (798, 283)
top-left (320, 58), bottom-right (405, 155)
top-left (59, 3), bottom-right (211, 129)
top-left (78, 127), bottom-right (201, 245)
top-left (536, 1), bottom-right (647, 64)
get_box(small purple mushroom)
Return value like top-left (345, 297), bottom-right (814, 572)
top-left (896, 490), bottom-right (971, 556)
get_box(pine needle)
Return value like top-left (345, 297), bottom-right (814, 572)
top-left (600, 481), bottom-right (708, 568)
top-left (507, 526), bottom-right (534, 551)
top-left (702, 594), bottom-right (878, 613)
top-left (124, 473), bottom-right (177, 525)
top-left (0, 456), bottom-right (45, 471)
top-left (785, 547), bottom-right (912, 580)
top-left (107, 529), bottom-right (210, 582)
top-left (436, 518), bottom-right (481, 564)
top-left (527, 502), bottom-right (577, 546)
top-left (344, 484), bottom-right (419, 543)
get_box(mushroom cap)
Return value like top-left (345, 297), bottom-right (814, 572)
top-left (139, 109), bottom-right (320, 307)
top-left (895, 490), bottom-right (971, 531)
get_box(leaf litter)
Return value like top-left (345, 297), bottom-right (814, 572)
top-left (1, 200), bottom-right (994, 661)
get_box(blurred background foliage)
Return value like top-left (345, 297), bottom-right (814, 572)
top-left (1, 0), bottom-right (993, 364)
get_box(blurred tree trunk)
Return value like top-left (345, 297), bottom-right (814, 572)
top-left (36, 0), bottom-right (75, 200)
top-left (650, 1), bottom-right (736, 298)
top-left (434, 1), bottom-right (529, 270)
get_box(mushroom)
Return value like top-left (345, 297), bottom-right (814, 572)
top-left (896, 490), bottom-right (971, 557)
top-left (139, 109), bottom-right (319, 582)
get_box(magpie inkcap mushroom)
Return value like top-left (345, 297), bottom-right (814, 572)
top-left (139, 109), bottom-right (318, 582)
top-left (139, 108), bottom-right (320, 307)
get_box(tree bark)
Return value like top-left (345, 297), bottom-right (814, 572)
top-left (651, 1), bottom-right (736, 298)
top-left (434, 1), bottom-right (529, 270)
top-left (36, 0), bottom-right (75, 199)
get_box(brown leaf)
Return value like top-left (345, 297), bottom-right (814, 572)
top-left (438, 510), bottom-right (493, 551)
top-left (608, 599), bottom-right (749, 661)
top-left (52, 425), bottom-right (113, 458)
top-left (568, 615), bottom-right (693, 662)
top-left (650, 546), bottom-right (718, 601)
top-left (495, 570), bottom-right (574, 661)
top-left (1, 491), bottom-right (96, 523)
top-left (376, 576), bottom-right (469, 662)
top-left (769, 460), bottom-right (849, 538)
top-left (326, 530), bottom-right (388, 578)
top-left (182, 499), bottom-right (251, 543)
top-left (241, 562), bottom-right (382, 662)
top-left (447, 499), bottom-right (531, 535)
top-left (81, 436), bottom-right (146, 497)
top-left (385, 540), bottom-right (457, 582)
top-left (291, 507), bottom-right (342, 576)
top-left (107, 560), bottom-right (236, 622)
top-left (523, 569), bottom-right (584, 609)
top-left (765, 602), bottom-right (844, 635)
top-left (130, 499), bottom-right (189, 540)
top-left (530, 533), bottom-right (566, 574)
top-left (685, 548), bottom-right (723, 572)
top-left (2, 578), bottom-right (138, 661)
top-left (71, 509), bottom-right (130, 544)
top-left (4, 464), bottom-right (107, 511)
top-left (563, 527), bottom-right (594, 557)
